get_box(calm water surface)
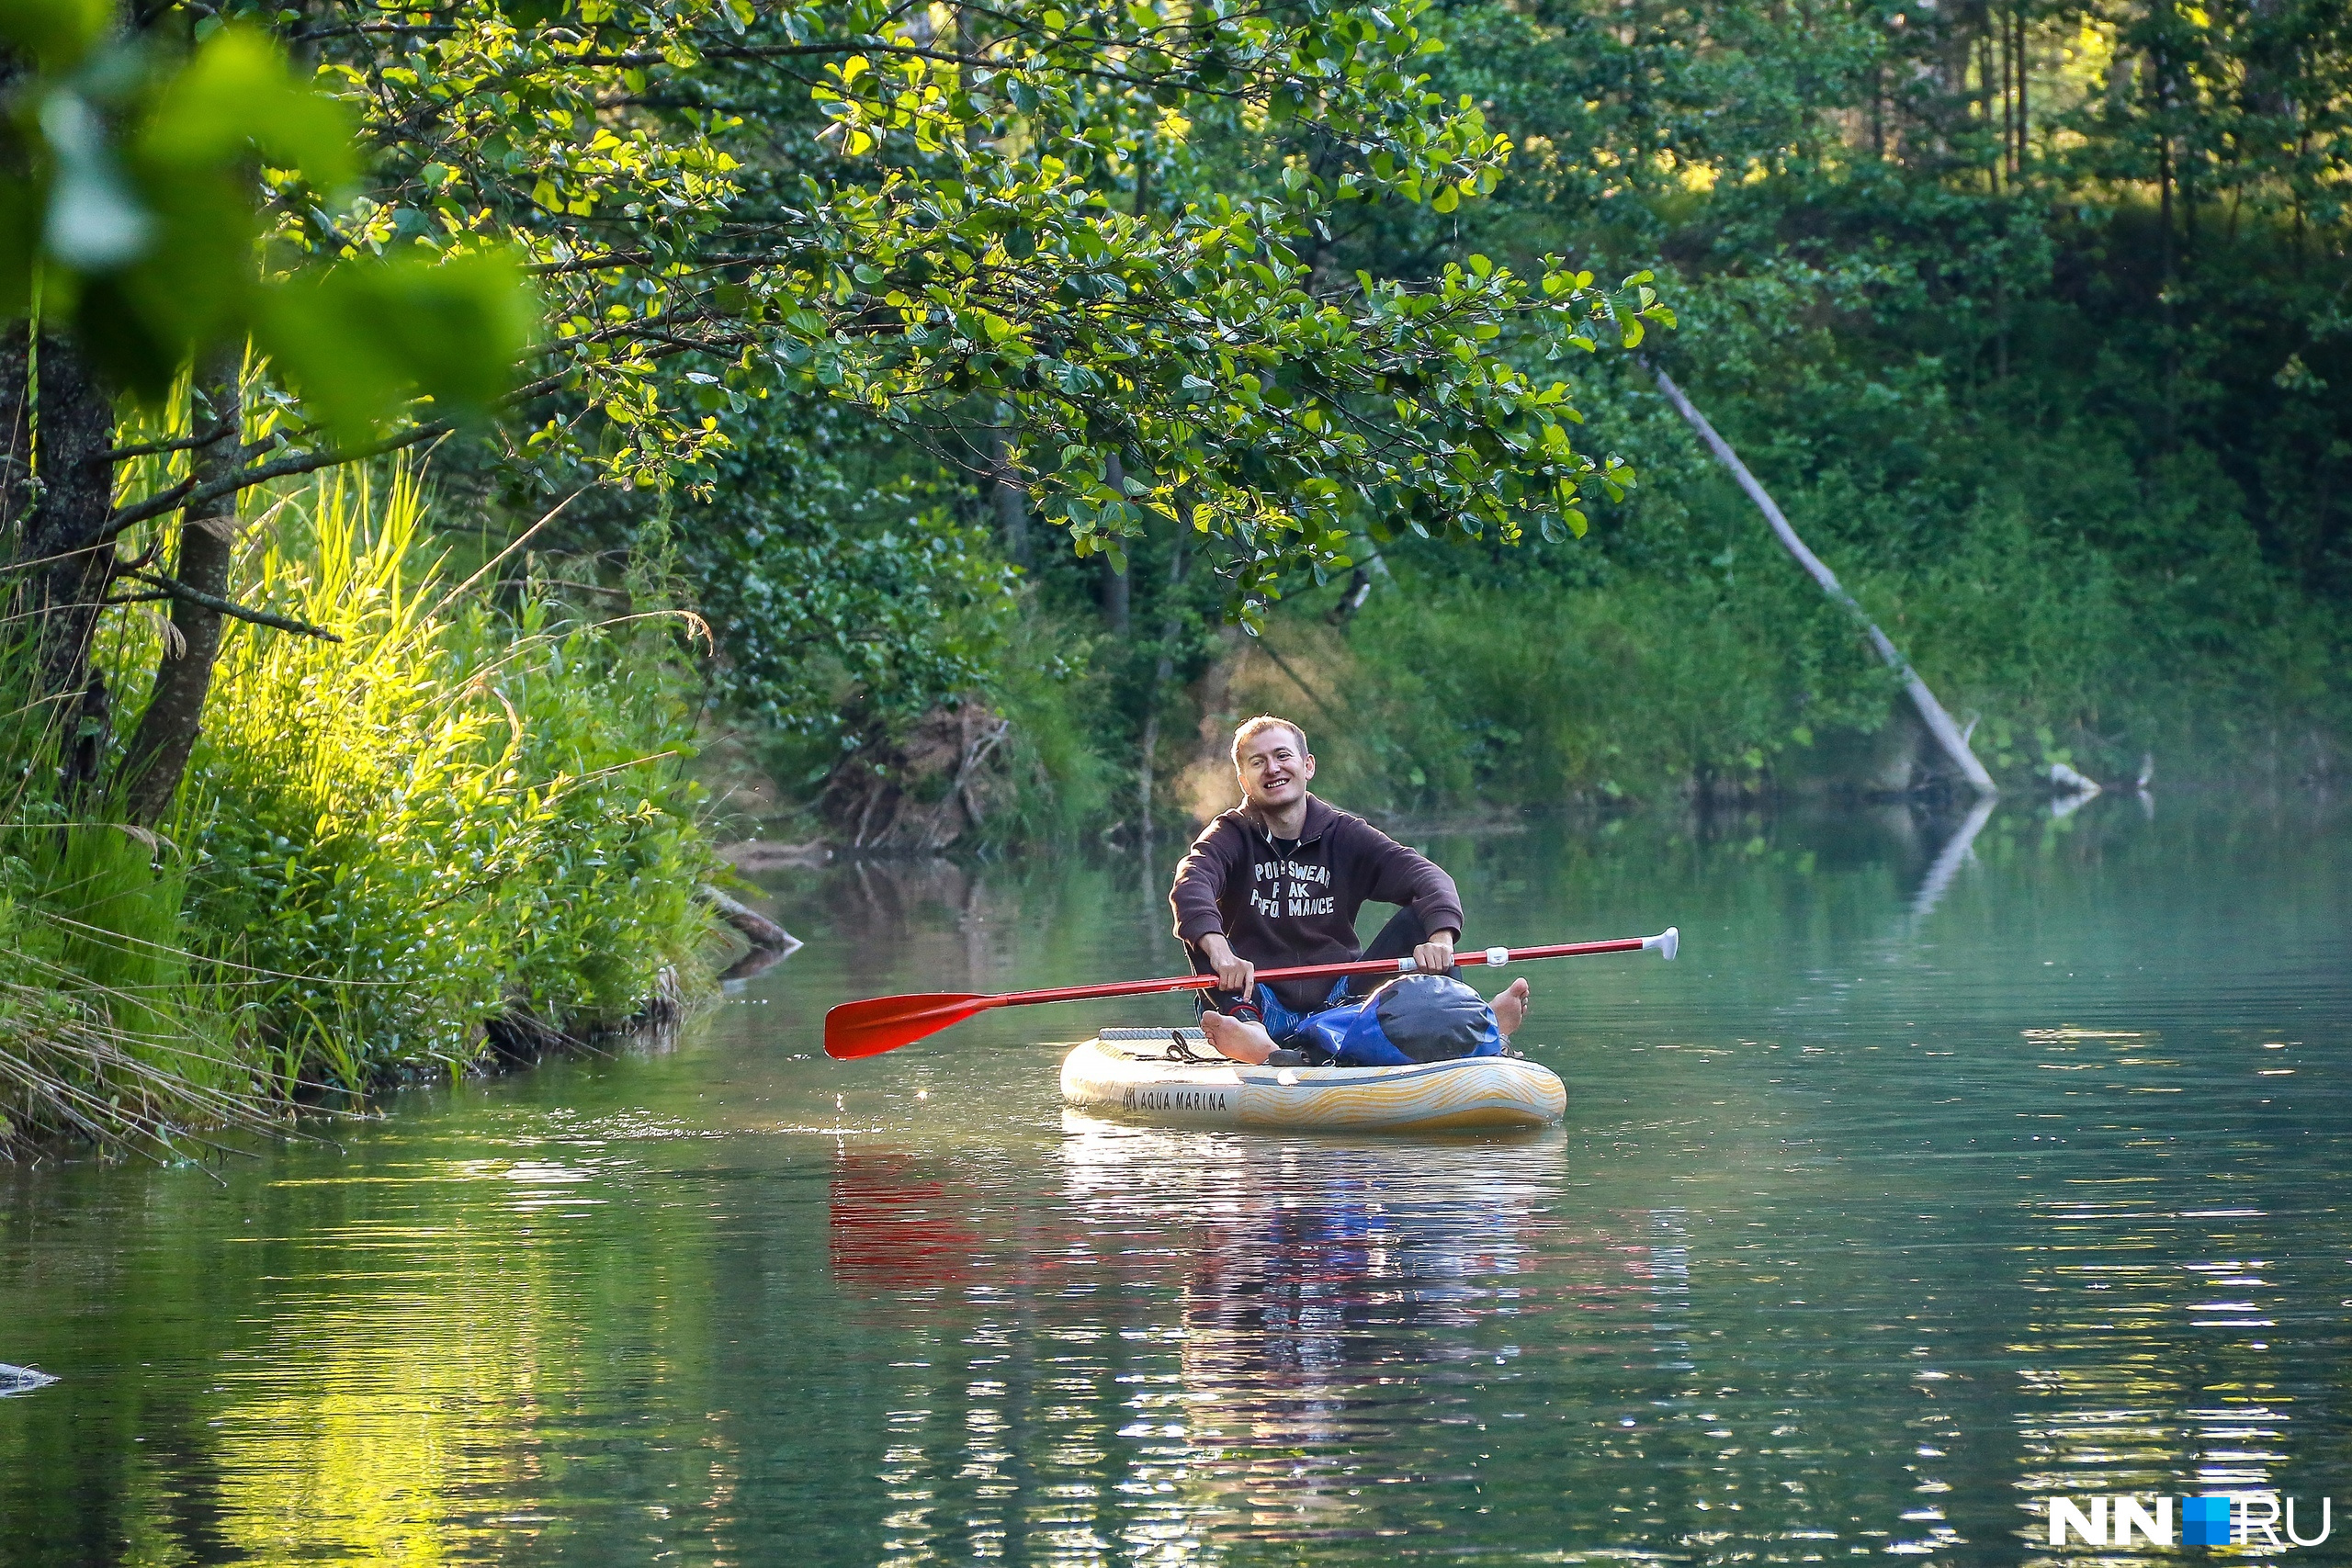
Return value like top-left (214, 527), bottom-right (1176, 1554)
top-left (2, 797), bottom-right (2348, 1566)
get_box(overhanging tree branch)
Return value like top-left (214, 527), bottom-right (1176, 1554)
top-left (553, 36), bottom-right (1241, 96)
top-left (103, 422), bottom-right (236, 464)
top-left (102, 420), bottom-right (457, 541)
top-left (125, 571), bottom-right (344, 642)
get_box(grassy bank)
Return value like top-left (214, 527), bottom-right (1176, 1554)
top-left (1, 469), bottom-right (718, 1156)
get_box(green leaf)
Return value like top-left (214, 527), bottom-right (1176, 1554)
top-left (42, 95), bottom-right (153, 270)
top-left (140, 27), bottom-right (358, 194)
top-left (258, 250), bottom-right (536, 436)
top-left (0, 0), bottom-right (110, 68)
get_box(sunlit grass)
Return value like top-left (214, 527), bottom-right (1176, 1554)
top-left (1, 464), bottom-right (717, 1155)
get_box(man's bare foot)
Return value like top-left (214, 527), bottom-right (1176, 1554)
top-left (1493, 977), bottom-right (1531, 1037)
top-left (1198, 1009), bottom-right (1278, 1065)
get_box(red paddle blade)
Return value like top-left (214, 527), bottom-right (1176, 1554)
top-left (824, 992), bottom-right (993, 1059)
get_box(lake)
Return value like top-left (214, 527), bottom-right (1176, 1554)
top-left (2, 794), bottom-right (2348, 1565)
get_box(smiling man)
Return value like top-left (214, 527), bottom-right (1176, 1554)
top-left (1170, 715), bottom-right (1530, 1065)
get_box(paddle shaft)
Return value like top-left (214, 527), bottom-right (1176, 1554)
top-left (824, 928), bottom-right (1679, 1056)
top-left (966, 933), bottom-right (1656, 1016)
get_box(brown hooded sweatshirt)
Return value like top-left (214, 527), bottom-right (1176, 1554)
top-left (1169, 794), bottom-right (1464, 1010)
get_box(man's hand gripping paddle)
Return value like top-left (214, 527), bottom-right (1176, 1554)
top-left (822, 928), bottom-right (1679, 1060)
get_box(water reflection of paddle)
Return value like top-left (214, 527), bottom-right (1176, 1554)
top-left (826, 1147), bottom-right (989, 1292)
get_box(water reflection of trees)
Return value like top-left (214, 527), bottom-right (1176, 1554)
top-left (819, 1122), bottom-right (1679, 1559)
top-left (0, 1121), bottom-right (738, 1567)
top-left (791, 1021), bottom-right (2352, 1567)
top-left (2006, 1190), bottom-right (2351, 1566)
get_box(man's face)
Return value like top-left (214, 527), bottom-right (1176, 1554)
top-left (1236, 727), bottom-right (1315, 811)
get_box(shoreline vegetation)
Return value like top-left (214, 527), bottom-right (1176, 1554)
top-left (720, 332), bottom-right (2349, 852)
top-left (716, 474), bottom-right (2346, 857)
top-left (1, 468), bottom-right (729, 1159)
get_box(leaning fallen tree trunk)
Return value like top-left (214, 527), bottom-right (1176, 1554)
top-left (698, 885), bottom-right (797, 952)
top-left (1649, 366), bottom-right (1997, 798)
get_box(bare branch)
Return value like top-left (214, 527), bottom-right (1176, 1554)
top-left (102, 477), bottom-right (200, 535)
top-left (560, 37), bottom-right (1216, 96)
top-left (525, 250), bottom-right (661, 276)
top-left (126, 571), bottom-right (344, 642)
top-left (102, 422), bottom-right (236, 465)
top-left (524, 250), bottom-right (797, 276)
top-left (175, 420), bottom-right (456, 517)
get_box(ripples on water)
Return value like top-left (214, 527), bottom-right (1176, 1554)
top-left (0, 797), bottom-right (2346, 1566)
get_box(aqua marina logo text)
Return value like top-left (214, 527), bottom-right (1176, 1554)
top-left (2047, 1494), bottom-right (2335, 1549)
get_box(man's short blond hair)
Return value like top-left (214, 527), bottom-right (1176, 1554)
top-left (1231, 715), bottom-right (1308, 766)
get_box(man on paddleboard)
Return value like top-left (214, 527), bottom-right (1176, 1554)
top-left (1170, 715), bottom-right (1530, 1065)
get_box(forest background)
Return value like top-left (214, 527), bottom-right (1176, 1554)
top-left (658, 0), bottom-right (2352, 847)
top-left (2, 0), bottom-right (2346, 1147)
top-left (755, 0), bottom-right (2352, 843)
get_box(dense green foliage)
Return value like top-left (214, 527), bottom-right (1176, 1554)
top-left (0, 14), bottom-right (527, 420)
top-left (679, 405), bottom-right (1019, 738)
top-left (358, 0), bottom-right (2337, 831)
top-left (8, 0), bottom-right (1669, 592)
top-left (1320, 0), bottom-right (2352, 798)
top-left (818, 0), bottom-right (2351, 824)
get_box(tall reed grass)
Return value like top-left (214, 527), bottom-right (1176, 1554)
top-left (1, 466), bottom-right (717, 1154)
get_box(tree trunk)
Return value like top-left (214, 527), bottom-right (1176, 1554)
top-left (1099, 554), bottom-right (1130, 635)
top-left (119, 352), bottom-right (244, 827)
top-left (2156, 70), bottom-right (2177, 442)
top-left (1871, 59), bottom-right (1884, 161)
top-left (17, 334), bottom-right (119, 750)
top-left (2013, 5), bottom-right (2029, 174)
top-left (1982, 25), bottom-right (1999, 192)
top-left (1327, 562), bottom-right (1374, 625)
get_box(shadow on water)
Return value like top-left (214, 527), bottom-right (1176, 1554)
top-left (1, 793), bottom-right (2347, 1565)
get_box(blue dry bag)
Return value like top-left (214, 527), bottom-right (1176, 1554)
top-left (1293, 973), bottom-right (1504, 1066)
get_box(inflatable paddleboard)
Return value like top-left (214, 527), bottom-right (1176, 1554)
top-left (1060, 1028), bottom-right (1566, 1133)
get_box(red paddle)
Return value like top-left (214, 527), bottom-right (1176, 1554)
top-left (823, 927), bottom-right (1679, 1059)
